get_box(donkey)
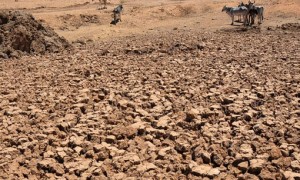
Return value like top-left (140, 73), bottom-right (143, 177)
top-left (244, 0), bottom-right (262, 25)
top-left (111, 5), bottom-right (123, 25)
top-left (222, 5), bottom-right (249, 26)
top-left (253, 5), bottom-right (264, 24)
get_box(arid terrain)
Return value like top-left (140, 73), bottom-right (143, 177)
top-left (0, 0), bottom-right (300, 179)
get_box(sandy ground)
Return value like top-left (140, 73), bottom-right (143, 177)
top-left (1, 0), bottom-right (299, 41)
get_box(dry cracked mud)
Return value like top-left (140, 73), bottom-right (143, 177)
top-left (0, 25), bottom-right (300, 179)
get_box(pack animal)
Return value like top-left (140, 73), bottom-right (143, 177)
top-left (222, 5), bottom-right (249, 26)
top-left (244, 0), bottom-right (264, 25)
top-left (252, 5), bottom-right (264, 24)
top-left (237, 2), bottom-right (246, 22)
top-left (113, 5), bottom-right (123, 22)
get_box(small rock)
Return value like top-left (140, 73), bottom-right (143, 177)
top-left (118, 99), bottom-right (128, 108)
top-left (207, 168), bottom-right (220, 177)
top-left (111, 172), bottom-right (127, 180)
top-left (221, 97), bottom-right (234, 105)
top-left (292, 152), bottom-right (300, 161)
top-left (137, 163), bottom-right (157, 172)
top-left (158, 147), bottom-right (172, 159)
top-left (191, 164), bottom-right (220, 177)
top-left (291, 160), bottom-right (300, 171)
top-left (43, 151), bottom-right (55, 158)
top-left (57, 151), bottom-right (67, 159)
top-left (239, 144), bottom-right (253, 159)
top-left (5, 93), bottom-right (18, 102)
top-left (115, 125), bottom-right (139, 139)
top-left (249, 159), bottom-right (266, 175)
top-left (156, 115), bottom-right (170, 129)
top-left (57, 122), bottom-right (70, 132)
top-left (270, 146), bottom-right (282, 160)
top-left (294, 122), bottom-right (300, 130)
top-left (149, 94), bottom-right (160, 102)
top-left (0, 147), bottom-right (19, 156)
top-left (211, 153), bottom-right (223, 166)
top-left (200, 108), bottom-right (214, 118)
top-left (186, 108), bottom-right (199, 121)
top-left (51, 163), bottom-right (65, 176)
top-left (123, 153), bottom-right (141, 165)
top-left (74, 159), bottom-right (91, 175)
top-left (169, 131), bottom-right (180, 140)
top-left (106, 135), bottom-right (116, 144)
top-left (201, 151), bottom-right (211, 164)
top-left (37, 158), bottom-right (65, 175)
top-left (135, 108), bottom-right (150, 117)
top-left (175, 139), bottom-right (190, 153)
top-left (74, 146), bottom-right (83, 154)
top-left (191, 164), bottom-right (212, 176)
top-left (244, 112), bottom-right (253, 121)
top-left (196, 42), bottom-right (206, 50)
top-left (238, 173), bottom-right (260, 180)
top-left (77, 96), bottom-right (89, 104)
top-left (259, 169), bottom-right (276, 180)
top-left (283, 171), bottom-right (300, 179)
top-left (85, 150), bottom-right (94, 158)
top-left (37, 158), bottom-right (56, 169)
top-left (272, 157), bottom-right (292, 168)
top-left (237, 161), bottom-right (249, 172)
top-left (0, 52), bottom-right (9, 59)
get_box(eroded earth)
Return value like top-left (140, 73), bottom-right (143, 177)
top-left (0, 25), bottom-right (300, 179)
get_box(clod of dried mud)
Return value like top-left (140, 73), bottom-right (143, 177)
top-left (0, 10), bottom-right (71, 59)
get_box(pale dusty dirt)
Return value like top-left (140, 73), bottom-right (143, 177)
top-left (1, 0), bottom-right (299, 41)
top-left (0, 0), bottom-right (300, 179)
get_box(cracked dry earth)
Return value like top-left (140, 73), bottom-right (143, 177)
top-left (0, 27), bottom-right (300, 179)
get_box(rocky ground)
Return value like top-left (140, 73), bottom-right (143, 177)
top-left (0, 25), bottom-right (300, 179)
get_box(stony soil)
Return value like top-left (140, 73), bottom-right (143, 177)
top-left (0, 10), bottom-right (70, 59)
top-left (0, 25), bottom-right (300, 179)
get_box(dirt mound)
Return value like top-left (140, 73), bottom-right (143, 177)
top-left (0, 10), bottom-right (70, 59)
